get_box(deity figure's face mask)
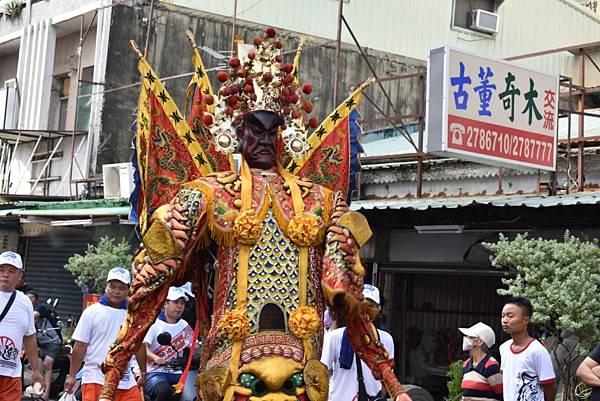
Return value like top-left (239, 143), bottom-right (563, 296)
top-left (240, 111), bottom-right (283, 170)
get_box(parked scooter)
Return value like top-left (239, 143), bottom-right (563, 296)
top-left (22, 298), bottom-right (76, 400)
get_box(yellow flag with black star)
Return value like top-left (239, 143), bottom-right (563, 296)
top-left (132, 41), bottom-right (213, 232)
top-left (186, 40), bottom-right (233, 172)
top-left (284, 78), bottom-right (375, 198)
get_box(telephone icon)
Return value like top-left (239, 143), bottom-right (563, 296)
top-left (450, 122), bottom-right (465, 145)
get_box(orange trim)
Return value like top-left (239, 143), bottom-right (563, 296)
top-left (510, 338), bottom-right (536, 354)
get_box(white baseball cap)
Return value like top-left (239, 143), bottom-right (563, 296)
top-left (167, 286), bottom-right (189, 302)
top-left (179, 282), bottom-right (195, 298)
top-left (459, 322), bottom-right (496, 348)
top-left (106, 267), bottom-right (131, 285)
top-left (362, 284), bottom-right (381, 305)
top-left (0, 251), bottom-right (23, 270)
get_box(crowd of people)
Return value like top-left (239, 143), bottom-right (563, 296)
top-left (4, 250), bottom-right (600, 401)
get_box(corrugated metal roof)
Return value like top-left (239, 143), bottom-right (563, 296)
top-left (362, 153), bottom-right (600, 185)
top-left (351, 192), bottom-right (600, 211)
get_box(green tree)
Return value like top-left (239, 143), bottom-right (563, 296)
top-left (485, 232), bottom-right (600, 401)
top-left (65, 236), bottom-right (132, 293)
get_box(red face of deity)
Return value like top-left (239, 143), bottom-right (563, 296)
top-left (240, 111), bottom-right (283, 170)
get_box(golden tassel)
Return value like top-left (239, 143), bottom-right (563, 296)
top-left (229, 340), bottom-right (244, 388)
top-left (240, 159), bottom-right (253, 210)
top-left (228, 158), bottom-right (254, 385)
top-left (299, 247), bottom-right (308, 306)
top-left (303, 338), bottom-right (313, 361)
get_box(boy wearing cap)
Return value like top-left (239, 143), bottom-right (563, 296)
top-left (500, 297), bottom-right (556, 401)
top-left (321, 284), bottom-right (394, 401)
top-left (0, 251), bottom-right (44, 401)
top-left (64, 267), bottom-right (146, 401)
top-left (143, 286), bottom-right (193, 401)
top-left (460, 322), bottom-right (502, 401)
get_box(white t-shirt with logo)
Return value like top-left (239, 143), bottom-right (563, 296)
top-left (321, 327), bottom-right (394, 401)
top-left (500, 338), bottom-right (556, 401)
top-left (0, 290), bottom-right (36, 378)
top-left (143, 318), bottom-right (193, 374)
top-left (72, 302), bottom-right (137, 389)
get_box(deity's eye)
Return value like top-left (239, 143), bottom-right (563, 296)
top-left (281, 372), bottom-right (304, 395)
top-left (239, 372), bottom-right (268, 397)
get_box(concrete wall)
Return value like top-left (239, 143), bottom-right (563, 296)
top-left (98, 4), bottom-right (425, 170)
top-left (53, 28), bottom-right (97, 132)
top-left (0, 51), bottom-right (18, 85)
top-left (0, 0), bottom-right (100, 39)
top-left (53, 29), bottom-right (97, 76)
top-left (170, 0), bottom-right (600, 83)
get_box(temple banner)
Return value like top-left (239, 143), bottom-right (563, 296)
top-left (426, 46), bottom-right (559, 171)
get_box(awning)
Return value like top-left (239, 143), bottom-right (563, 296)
top-left (351, 192), bottom-right (600, 211)
top-left (0, 199), bottom-right (131, 224)
top-left (0, 206), bottom-right (130, 216)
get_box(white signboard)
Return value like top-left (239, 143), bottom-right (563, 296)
top-left (426, 46), bottom-right (559, 171)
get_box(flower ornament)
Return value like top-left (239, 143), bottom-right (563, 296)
top-left (289, 306), bottom-right (320, 339)
top-left (218, 307), bottom-right (251, 341)
top-left (233, 209), bottom-right (262, 245)
top-left (287, 213), bottom-right (320, 246)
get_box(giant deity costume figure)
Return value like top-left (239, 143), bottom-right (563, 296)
top-left (99, 28), bottom-right (410, 401)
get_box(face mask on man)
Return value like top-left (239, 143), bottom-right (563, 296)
top-left (462, 337), bottom-right (475, 351)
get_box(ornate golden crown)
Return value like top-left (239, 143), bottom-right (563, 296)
top-left (200, 28), bottom-right (316, 158)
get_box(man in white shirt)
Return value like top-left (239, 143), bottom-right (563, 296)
top-left (144, 286), bottom-right (194, 401)
top-left (500, 297), bottom-right (556, 401)
top-left (64, 267), bottom-right (147, 401)
top-left (321, 284), bottom-right (394, 401)
top-left (0, 251), bottom-right (43, 401)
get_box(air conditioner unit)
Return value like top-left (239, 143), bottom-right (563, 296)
top-left (470, 9), bottom-right (499, 34)
top-left (0, 79), bottom-right (19, 129)
top-left (102, 163), bottom-right (134, 199)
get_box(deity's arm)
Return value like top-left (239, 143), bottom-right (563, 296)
top-left (99, 186), bottom-right (208, 401)
top-left (320, 195), bottom-right (406, 399)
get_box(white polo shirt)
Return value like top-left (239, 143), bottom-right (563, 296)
top-left (321, 327), bottom-right (394, 401)
top-left (72, 302), bottom-right (137, 389)
top-left (0, 290), bottom-right (36, 378)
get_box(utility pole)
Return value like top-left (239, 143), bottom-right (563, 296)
top-left (143, 0), bottom-right (155, 58)
top-left (232, 0), bottom-right (238, 53)
top-left (333, 0), bottom-right (343, 107)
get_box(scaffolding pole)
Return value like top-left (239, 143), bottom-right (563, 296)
top-left (340, 15), bottom-right (418, 152)
top-left (333, 0), bottom-right (343, 107)
top-left (577, 48), bottom-right (585, 191)
top-left (69, 13), bottom-right (96, 198)
top-left (30, 137), bottom-right (64, 195)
